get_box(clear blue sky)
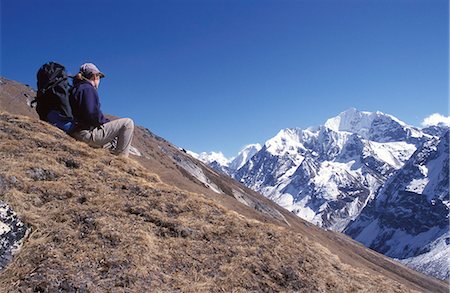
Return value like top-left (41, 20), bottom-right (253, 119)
top-left (1, 0), bottom-right (448, 157)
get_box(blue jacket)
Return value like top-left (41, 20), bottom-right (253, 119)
top-left (69, 80), bottom-right (109, 130)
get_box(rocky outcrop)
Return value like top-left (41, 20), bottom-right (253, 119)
top-left (345, 132), bottom-right (449, 280)
top-left (0, 174), bottom-right (28, 270)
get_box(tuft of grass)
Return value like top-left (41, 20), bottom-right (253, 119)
top-left (0, 113), bottom-right (415, 292)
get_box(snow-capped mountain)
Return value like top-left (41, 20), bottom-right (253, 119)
top-left (228, 144), bottom-right (262, 171)
top-left (234, 109), bottom-right (424, 231)
top-left (195, 108), bottom-right (449, 279)
top-left (188, 151), bottom-right (230, 166)
top-left (324, 108), bottom-right (424, 143)
top-left (344, 131), bottom-right (449, 280)
top-left (189, 144), bottom-right (262, 176)
top-left (187, 151), bottom-right (232, 175)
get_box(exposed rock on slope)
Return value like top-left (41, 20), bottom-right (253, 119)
top-left (0, 200), bottom-right (28, 270)
top-left (0, 113), bottom-right (417, 292)
top-left (345, 132), bottom-right (449, 280)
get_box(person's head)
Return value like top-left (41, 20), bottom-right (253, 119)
top-left (77, 63), bottom-right (105, 89)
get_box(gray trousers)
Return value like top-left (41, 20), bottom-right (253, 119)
top-left (72, 118), bottom-right (134, 157)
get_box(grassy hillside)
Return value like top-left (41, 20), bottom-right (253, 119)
top-left (0, 112), bottom-right (415, 292)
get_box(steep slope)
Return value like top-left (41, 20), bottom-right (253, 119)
top-left (0, 77), bottom-right (38, 119)
top-left (187, 151), bottom-right (233, 175)
top-left (130, 127), bottom-right (290, 226)
top-left (1, 77), bottom-right (447, 292)
top-left (0, 112), bottom-right (419, 292)
top-left (345, 132), bottom-right (449, 280)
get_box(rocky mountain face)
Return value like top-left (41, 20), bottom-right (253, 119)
top-left (199, 108), bottom-right (449, 280)
top-left (234, 109), bottom-right (425, 231)
top-left (422, 125), bottom-right (449, 137)
top-left (1, 77), bottom-right (448, 292)
top-left (0, 200), bottom-right (28, 270)
top-left (345, 131), bottom-right (449, 280)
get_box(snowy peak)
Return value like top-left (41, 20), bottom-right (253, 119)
top-left (324, 108), bottom-right (422, 143)
top-left (265, 128), bottom-right (307, 156)
top-left (191, 144), bottom-right (262, 175)
top-left (263, 108), bottom-right (422, 163)
top-left (325, 108), bottom-right (380, 134)
top-left (229, 144), bottom-right (262, 171)
top-left (188, 151), bottom-right (231, 167)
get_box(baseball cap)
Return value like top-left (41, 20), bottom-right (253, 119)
top-left (80, 63), bottom-right (105, 78)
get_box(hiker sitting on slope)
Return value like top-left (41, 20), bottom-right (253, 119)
top-left (69, 63), bottom-right (134, 157)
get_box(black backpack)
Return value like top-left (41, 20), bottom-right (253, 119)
top-left (34, 62), bottom-right (75, 133)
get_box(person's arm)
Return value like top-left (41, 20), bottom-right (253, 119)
top-left (79, 86), bottom-right (109, 127)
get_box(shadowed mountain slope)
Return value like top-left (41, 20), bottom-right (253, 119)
top-left (0, 77), bottom-right (447, 292)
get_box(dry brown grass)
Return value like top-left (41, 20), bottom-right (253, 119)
top-left (0, 112), bottom-right (417, 292)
